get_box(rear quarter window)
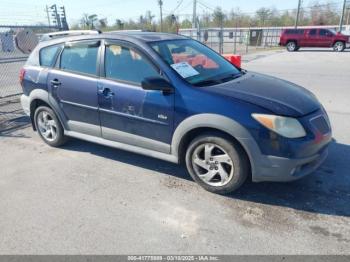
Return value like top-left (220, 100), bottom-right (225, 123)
top-left (25, 48), bottom-right (40, 66)
top-left (39, 44), bottom-right (62, 67)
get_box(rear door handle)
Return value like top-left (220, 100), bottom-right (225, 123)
top-left (51, 79), bottom-right (61, 87)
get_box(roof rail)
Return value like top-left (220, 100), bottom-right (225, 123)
top-left (39, 30), bottom-right (100, 42)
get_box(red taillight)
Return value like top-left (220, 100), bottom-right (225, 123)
top-left (19, 68), bottom-right (26, 86)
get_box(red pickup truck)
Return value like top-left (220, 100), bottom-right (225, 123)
top-left (279, 28), bottom-right (350, 52)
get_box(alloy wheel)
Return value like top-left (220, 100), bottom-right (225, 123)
top-left (191, 143), bottom-right (234, 187)
top-left (287, 42), bottom-right (296, 51)
top-left (37, 111), bottom-right (58, 142)
top-left (334, 42), bottom-right (344, 52)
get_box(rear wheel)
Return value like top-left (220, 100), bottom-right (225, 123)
top-left (34, 106), bottom-right (67, 147)
top-left (286, 41), bottom-right (298, 52)
top-left (185, 132), bottom-right (249, 194)
top-left (333, 41), bottom-right (345, 52)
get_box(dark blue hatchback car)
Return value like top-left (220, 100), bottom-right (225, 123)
top-left (20, 31), bottom-right (332, 194)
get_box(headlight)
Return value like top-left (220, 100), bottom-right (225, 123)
top-left (252, 114), bottom-right (306, 138)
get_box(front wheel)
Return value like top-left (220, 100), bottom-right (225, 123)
top-left (333, 41), bottom-right (345, 52)
top-left (185, 133), bottom-right (249, 194)
top-left (34, 106), bottom-right (68, 147)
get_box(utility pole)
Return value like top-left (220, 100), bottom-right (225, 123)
top-left (192, 0), bottom-right (197, 28)
top-left (158, 0), bottom-right (163, 32)
top-left (339, 0), bottom-right (347, 32)
top-left (60, 6), bottom-right (69, 31)
top-left (45, 5), bottom-right (51, 27)
top-left (50, 4), bottom-right (62, 30)
top-left (295, 0), bottom-right (302, 28)
top-left (347, 7), bottom-right (350, 25)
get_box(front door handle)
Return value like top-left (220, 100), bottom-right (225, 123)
top-left (98, 87), bottom-right (114, 98)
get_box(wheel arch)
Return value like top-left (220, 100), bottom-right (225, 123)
top-left (286, 39), bottom-right (298, 45)
top-left (171, 114), bottom-right (260, 175)
top-left (29, 89), bottom-right (66, 131)
top-left (332, 40), bottom-right (345, 46)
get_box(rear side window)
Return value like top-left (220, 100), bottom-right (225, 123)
top-left (60, 41), bottom-right (99, 76)
top-left (105, 44), bottom-right (160, 85)
top-left (309, 29), bottom-right (317, 36)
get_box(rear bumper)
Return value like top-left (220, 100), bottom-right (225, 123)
top-left (252, 147), bottom-right (329, 182)
top-left (21, 94), bottom-right (30, 116)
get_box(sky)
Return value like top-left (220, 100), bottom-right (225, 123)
top-left (0, 0), bottom-right (344, 26)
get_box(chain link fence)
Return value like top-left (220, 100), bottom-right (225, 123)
top-left (0, 25), bottom-right (58, 133)
top-left (179, 25), bottom-right (342, 55)
top-left (179, 27), bottom-right (284, 55)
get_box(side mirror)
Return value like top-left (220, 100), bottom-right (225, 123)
top-left (141, 77), bottom-right (174, 94)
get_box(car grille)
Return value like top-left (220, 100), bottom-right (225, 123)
top-left (310, 115), bottom-right (330, 135)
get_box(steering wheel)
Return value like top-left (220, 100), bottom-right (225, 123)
top-left (193, 64), bottom-right (204, 71)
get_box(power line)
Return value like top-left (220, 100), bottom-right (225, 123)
top-left (170, 0), bottom-right (185, 14)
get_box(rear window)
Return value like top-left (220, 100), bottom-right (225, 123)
top-left (60, 41), bottom-right (99, 76)
top-left (285, 29), bottom-right (304, 35)
top-left (39, 45), bottom-right (61, 67)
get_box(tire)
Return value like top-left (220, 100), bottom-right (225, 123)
top-left (286, 41), bottom-right (298, 52)
top-left (34, 106), bottom-right (68, 147)
top-left (333, 41), bottom-right (345, 52)
top-left (185, 132), bottom-right (249, 195)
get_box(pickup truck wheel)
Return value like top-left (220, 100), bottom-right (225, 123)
top-left (333, 41), bottom-right (345, 52)
top-left (34, 106), bottom-right (68, 147)
top-left (286, 41), bottom-right (298, 52)
top-left (185, 133), bottom-right (249, 195)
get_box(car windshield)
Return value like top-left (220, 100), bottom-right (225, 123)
top-left (150, 39), bottom-right (242, 86)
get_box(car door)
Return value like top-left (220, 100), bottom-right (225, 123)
top-left (304, 29), bottom-right (318, 47)
top-left (47, 40), bottom-right (101, 136)
top-left (98, 40), bottom-right (174, 153)
top-left (318, 29), bottom-right (334, 47)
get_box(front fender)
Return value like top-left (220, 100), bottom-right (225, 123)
top-left (171, 113), bottom-right (263, 178)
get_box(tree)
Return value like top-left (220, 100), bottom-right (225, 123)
top-left (99, 18), bottom-right (108, 29)
top-left (255, 8), bottom-right (272, 26)
top-left (181, 19), bottom-right (192, 28)
top-left (212, 7), bottom-right (226, 27)
top-left (115, 19), bottom-right (124, 30)
top-left (88, 14), bottom-right (98, 29)
top-left (80, 13), bottom-right (98, 29)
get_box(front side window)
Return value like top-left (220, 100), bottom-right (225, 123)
top-left (105, 44), bottom-right (160, 84)
top-left (319, 29), bottom-right (333, 36)
top-left (40, 45), bottom-right (61, 67)
top-left (60, 41), bottom-right (99, 76)
top-left (150, 39), bottom-right (242, 86)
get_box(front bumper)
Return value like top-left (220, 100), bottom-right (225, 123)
top-left (252, 147), bottom-right (329, 182)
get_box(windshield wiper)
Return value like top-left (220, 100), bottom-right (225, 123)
top-left (193, 72), bottom-right (244, 87)
top-left (193, 79), bottom-right (222, 87)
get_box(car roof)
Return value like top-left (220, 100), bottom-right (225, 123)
top-left (37, 31), bottom-right (188, 48)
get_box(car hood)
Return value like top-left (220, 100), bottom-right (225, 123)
top-left (202, 72), bottom-right (321, 117)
